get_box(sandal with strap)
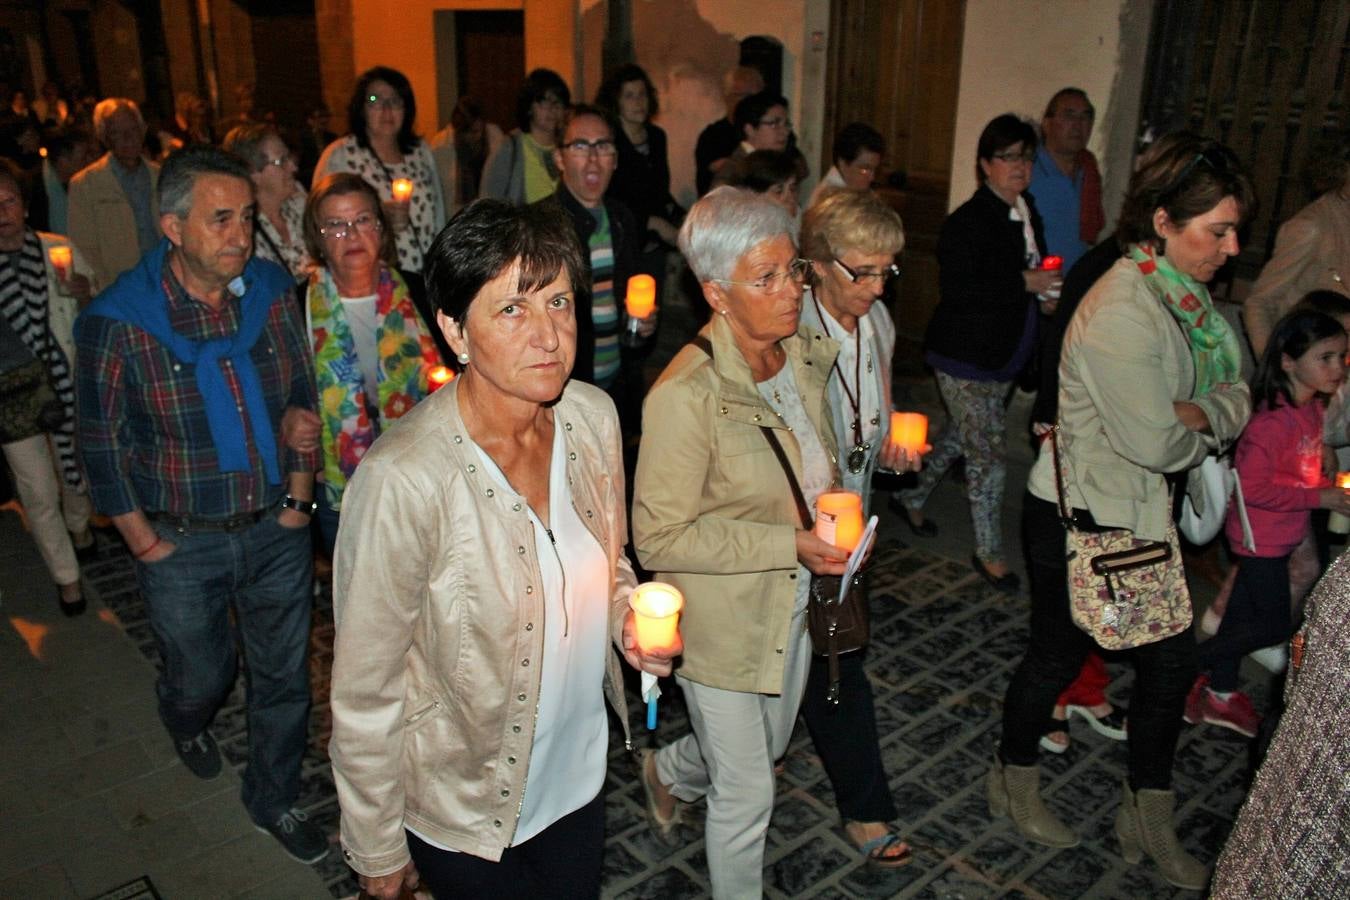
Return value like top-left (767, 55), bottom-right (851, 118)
top-left (1039, 715), bottom-right (1070, 754)
top-left (847, 825), bottom-right (913, 869)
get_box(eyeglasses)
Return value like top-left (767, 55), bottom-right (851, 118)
top-left (263, 153), bottom-right (292, 169)
top-left (757, 116), bottom-right (792, 130)
top-left (833, 258), bottom-right (900, 286)
top-left (991, 149), bottom-right (1035, 163)
top-left (712, 258), bottom-right (810, 294)
top-left (365, 94), bottom-right (405, 111)
top-left (562, 139), bottom-right (617, 158)
top-left (319, 213), bottom-right (382, 240)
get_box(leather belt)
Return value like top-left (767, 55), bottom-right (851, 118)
top-left (148, 507), bottom-right (271, 533)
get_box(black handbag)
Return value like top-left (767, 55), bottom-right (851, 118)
top-left (688, 335), bottom-right (869, 704)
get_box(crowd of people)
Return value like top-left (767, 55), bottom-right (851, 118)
top-left (1, 62), bottom-right (1348, 900)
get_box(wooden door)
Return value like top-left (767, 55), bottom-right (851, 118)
top-left (823, 0), bottom-right (966, 371)
top-left (456, 10), bottom-right (524, 136)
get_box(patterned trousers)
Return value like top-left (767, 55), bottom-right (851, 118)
top-left (897, 370), bottom-right (1011, 562)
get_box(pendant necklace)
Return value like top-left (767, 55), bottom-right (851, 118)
top-left (815, 295), bottom-right (868, 473)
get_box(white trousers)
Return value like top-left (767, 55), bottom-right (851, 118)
top-left (3, 433), bottom-right (80, 586)
top-left (654, 608), bottom-right (813, 900)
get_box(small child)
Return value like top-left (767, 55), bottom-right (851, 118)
top-left (1187, 308), bottom-right (1350, 737)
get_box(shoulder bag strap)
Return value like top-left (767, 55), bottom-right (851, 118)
top-left (1048, 424), bottom-right (1073, 525)
top-left (688, 335), bottom-right (812, 529)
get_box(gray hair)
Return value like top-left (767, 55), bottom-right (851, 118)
top-left (158, 144), bottom-right (252, 219)
top-left (678, 186), bottom-right (797, 282)
top-left (92, 98), bottom-right (144, 146)
top-left (221, 122), bottom-right (278, 172)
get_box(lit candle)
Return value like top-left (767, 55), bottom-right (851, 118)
top-left (48, 245), bottom-right (72, 281)
top-left (1331, 473), bottom-right (1350, 534)
top-left (815, 490), bottom-right (864, 552)
top-left (625, 274), bottom-right (657, 320)
top-left (629, 582), bottom-right (684, 652)
top-left (427, 365), bottom-right (455, 390)
top-left (391, 178), bottom-right (414, 203)
top-left (889, 412), bottom-right (929, 455)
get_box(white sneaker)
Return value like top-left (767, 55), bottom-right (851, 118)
top-left (1248, 644), bottom-right (1288, 673)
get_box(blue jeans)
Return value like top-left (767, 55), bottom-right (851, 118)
top-left (136, 510), bottom-right (313, 824)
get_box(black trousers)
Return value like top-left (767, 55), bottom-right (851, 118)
top-left (1198, 554), bottom-right (1291, 693)
top-left (406, 792), bottom-right (604, 899)
top-left (999, 495), bottom-right (1196, 790)
top-left (801, 647), bottom-right (899, 823)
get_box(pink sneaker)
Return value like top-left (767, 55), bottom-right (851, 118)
top-left (1199, 689), bottom-right (1261, 738)
top-left (1182, 673), bottom-right (1209, 725)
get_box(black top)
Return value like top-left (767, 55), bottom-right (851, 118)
top-left (1030, 234), bottom-right (1122, 425)
top-left (695, 118), bottom-right (741, 196)
top-left (608, 123), bottom-right (682, 245)
top-left (531, 186), bottom-right (638, 386)
top-left (924, 186), bottom-right (1048, 373)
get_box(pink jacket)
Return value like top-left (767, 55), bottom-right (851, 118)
top-left (1227, 398), bottom-right (1326, 557)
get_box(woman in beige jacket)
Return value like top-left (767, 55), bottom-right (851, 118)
top-left (634, 187), bottom-right (848, 899)
top-left (989, 135), bottom-right (1254, 890)
top-left (329, 200), bottom-right (677, 900)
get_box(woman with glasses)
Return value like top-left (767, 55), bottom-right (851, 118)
top-left (634, 187), bottom-right (847, 898)
top-left (991, 134), bottom-right (1253, 889)
top-left (299, 173), bottom-right (446, 555)
top-left (223, 123), bottom-right (313, 282)
top-left (893, 114), bottom-right (1057, 593)
top-left (313, 67), bottom-right (445, 274)
top-left (711, 91), bottom-right (799, 191)
top-left (797, 188), bottom-right (919, 867)
top-left (481, 69), bottom-right (571, 206)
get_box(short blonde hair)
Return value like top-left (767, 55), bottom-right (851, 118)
top-left (800, 189), bottom-right (904, 263)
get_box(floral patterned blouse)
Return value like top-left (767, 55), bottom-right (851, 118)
top-left (312, 135), bottom-right (447, 273)
top-left (254, 190), bottom-right (314, 282)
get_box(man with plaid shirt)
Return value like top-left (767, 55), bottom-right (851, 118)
top-left (76, 145), bottom-right (326, 864)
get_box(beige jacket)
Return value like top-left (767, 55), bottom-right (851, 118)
top-left (329, 379), bottom-right (635, 875)
top-left (632, 315), bottom-right (839, 695)
top-left (1027, 258), bottom-right (1251, 542)
top-left (1244, 190), bottom-right (1350, 356)
top-left (66, 153), bottom-right (160, 292)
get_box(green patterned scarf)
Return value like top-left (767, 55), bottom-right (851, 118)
top-left (307, 265), bottom-right (439, 507)
top-left (1127, 242), bottom-right (1241, 397)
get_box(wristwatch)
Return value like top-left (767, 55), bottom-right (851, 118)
top-left (281, 494), bottom-right (318, 517)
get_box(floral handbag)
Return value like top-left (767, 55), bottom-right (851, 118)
top-left (1050, 427), bottom-right (1192, 650)
top-left (0, 315), bottom-right (64, 444)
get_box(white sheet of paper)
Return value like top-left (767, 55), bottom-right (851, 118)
top-left (838, 515), bottom-right (879, 603)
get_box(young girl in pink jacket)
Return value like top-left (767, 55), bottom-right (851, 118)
top-left (1187, 308), bottom-right (1350, 738)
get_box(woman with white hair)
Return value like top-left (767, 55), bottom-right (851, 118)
top-left (633, 186), bottom-right (847, 898)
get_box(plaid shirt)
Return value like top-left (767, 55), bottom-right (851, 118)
top-left (77, 259), bottom-right (319, 519)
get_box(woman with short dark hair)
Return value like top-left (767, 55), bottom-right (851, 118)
top-left (893, 114), bottom-right (1057, 592)
top-left (595, 63), bottom-right (683, 249)
top-left (480, 68), bottom-right (571, 205)
top-left (313, 66), bottom-right (445, 273)
top-left (330, 199), bottom-right (676, 899)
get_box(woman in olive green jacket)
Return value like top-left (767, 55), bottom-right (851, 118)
top-left (633, 187), bottom-right (846, 900)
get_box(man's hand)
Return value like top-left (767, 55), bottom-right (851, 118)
top-left (358, 861), bottom-right (419, 900)
top-left (620, 608), bottom-right (682, 676)
top-left (281, 407), bottom-right (322, 454)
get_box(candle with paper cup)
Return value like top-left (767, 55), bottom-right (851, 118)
top-left (815, 490), bottom-right (864, 552)
top-left (624, 274), bottom-right (656, 345)
top-left (889, 412), bottom-right (929, 456)
top-left (427, 366), bottom-right (455, 391)
top-left (48, 245), bottom-right (72, 280)
top-left (391, 178), bottom-right (413, 204)
top-left (630, 582), bottom-right (684, 728)
top-left (1331, 472), bottom-right (1350, 534)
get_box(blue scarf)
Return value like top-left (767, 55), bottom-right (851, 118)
top-left (77, 240), bottom-right (293, 485)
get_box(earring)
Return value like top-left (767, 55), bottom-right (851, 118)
top-left (719, 308), bottom-right (729, 316)
top-left (457, 351), bottom-right (470, 365)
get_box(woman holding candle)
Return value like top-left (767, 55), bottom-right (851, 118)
top-left (633, 187), bottom-right (849, 897)
top-left (1186, 308), bottom-right (1349, 739)
top-left (893, 114), bottom-right (1058, 593)
top-left (795, 187), bottom-right (919, 866)
top-left (299, 172), bottom-right (447, 555)
top-left (0, 158), bottom-right (96, 614)
top-left (222, 123), bottom-right (314, 283)
top-left (313, 67), bottom-right (445, 274)
top-left (992, 135), bottom-right (1254, 888)
top-left (329, 199), bottom-right (677, 900)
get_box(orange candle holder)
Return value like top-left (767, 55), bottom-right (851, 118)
top-left (629, 582), bottom-right (684, 652)
top-left (48, 245), bottom-right (72, 280)
top-left (391, 178), bottom-right (414, 203)
top-left (1332, 472), bottom-right (1350, 534)
top-left (889, 412), bottom-right (929, 455)
top-left (815, 490), bottom-right (864, 551)
top-left (427, 365), bottom-right (455, 391)
top-left (625, 274), bottom-right (657, 320)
